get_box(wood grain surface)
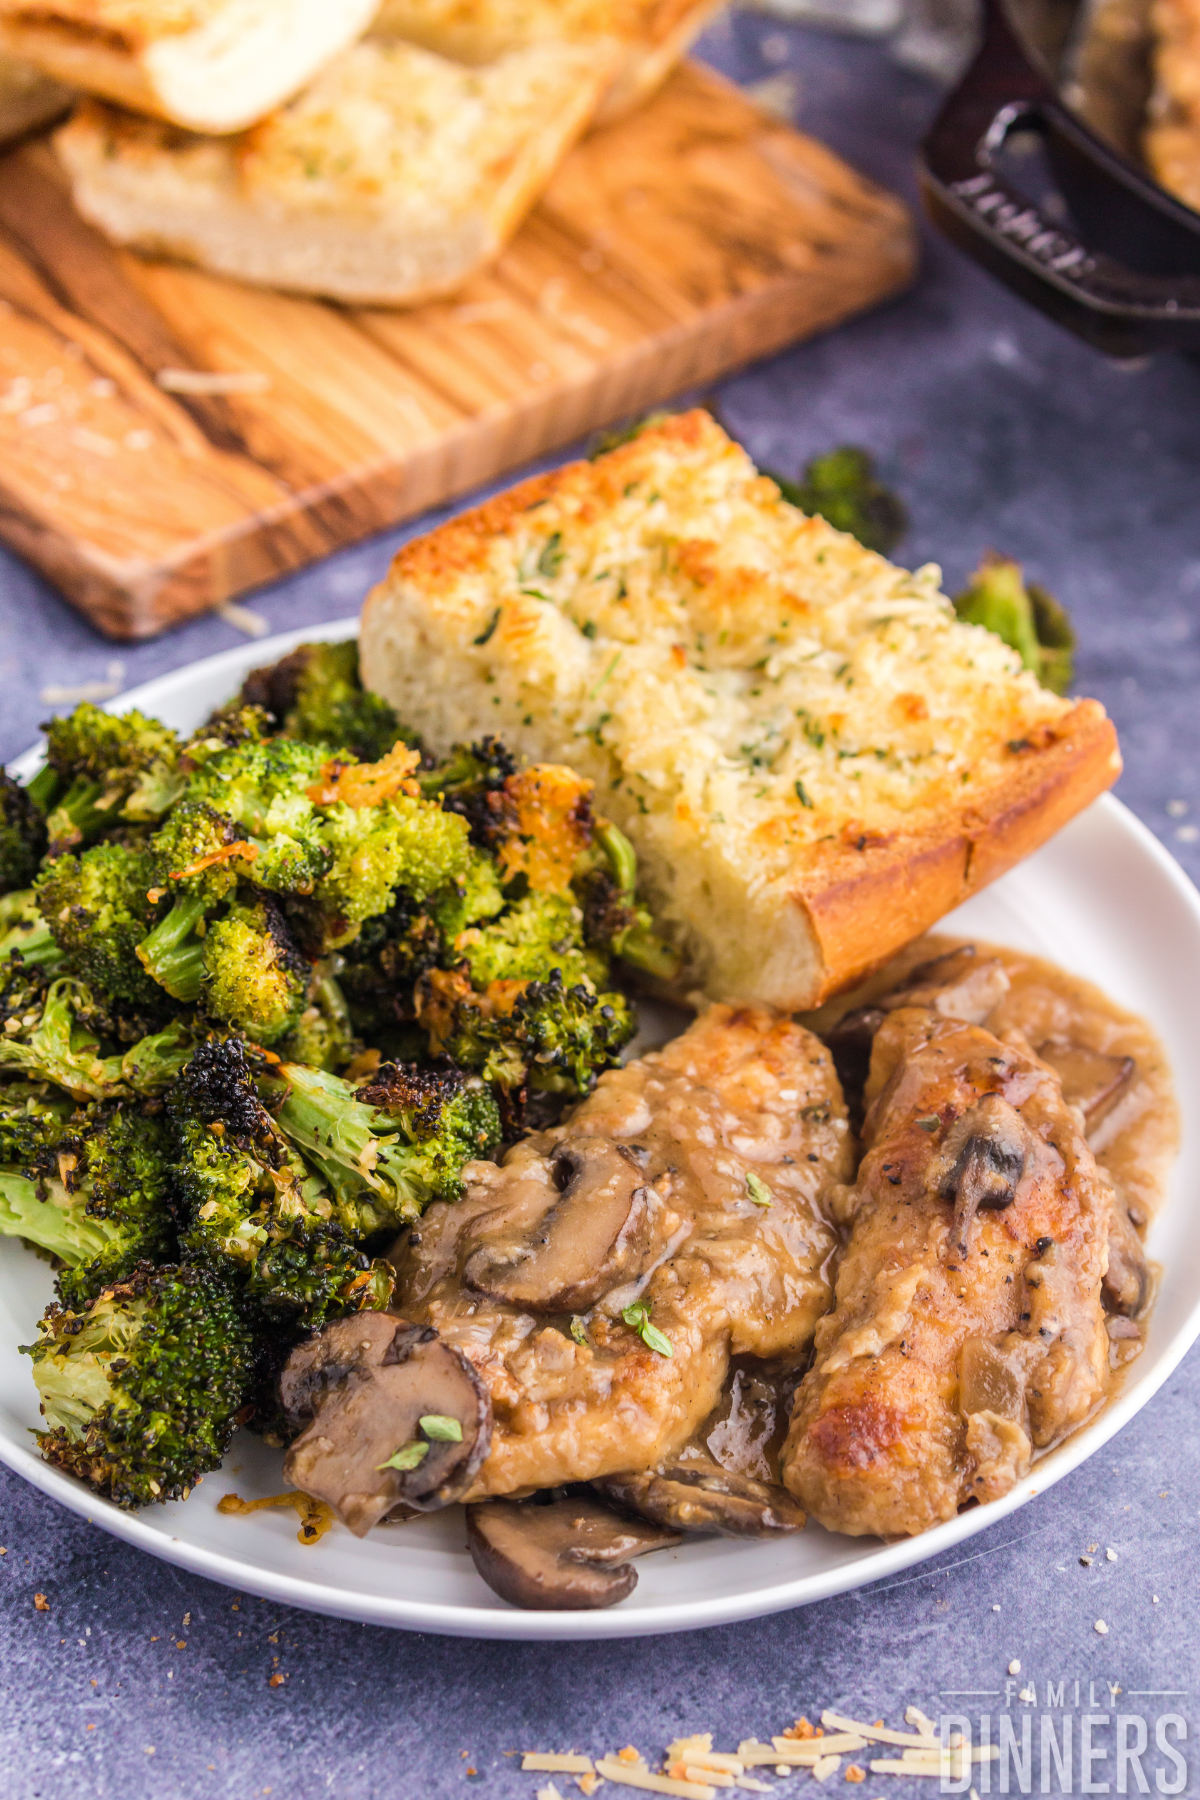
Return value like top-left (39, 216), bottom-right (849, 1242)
top-left (0, 62), bottom-right (916, 640)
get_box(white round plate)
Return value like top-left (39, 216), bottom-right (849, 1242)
top-left (4, 623), bottom-right (1199, 1641)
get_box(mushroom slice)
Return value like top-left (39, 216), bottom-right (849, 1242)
top-left (882, 946), bottom-right (1010, 1024)
top-left (1037, 1039), bottom-right (1135, 1127)
top-left (281, 1314), bottom-right (491, 1537)
top-left (1102, 1191), bottom-right (1150, 1317)
top-left (931, 1094), bottom-right (1029, 1259)
top-left (595, 1460), bottom-right (806, 1538)
top-left (466, 1496), bottom-right (681, 1611)
top-left (462, 1137), bottom-right (669, 1313)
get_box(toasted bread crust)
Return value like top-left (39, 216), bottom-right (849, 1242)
top-left (794, 701), bottom-right (1121, 1001)
top-left (361, 411), bottom-right (1121, 1009)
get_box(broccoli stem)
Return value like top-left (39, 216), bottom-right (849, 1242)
top-left (595, 820), bottom-right (681, 982)
top-left (24, 764), bottom-right (61, 815)
top-left (136, 893), bottom-right (207, 1001)
top-left (613, 925), bottom-right (681, 983)
top-left (0, 897), bottom-right (62, 969)
top-left (0, 1170), bottom-right (112, 1267)
top-left (596, 820), bottom-right (638, 895)
top-left (47, 776), bottom-right (123, 851)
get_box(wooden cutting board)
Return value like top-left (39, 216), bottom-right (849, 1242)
top-left (0, 62), bottom-right (915, 641)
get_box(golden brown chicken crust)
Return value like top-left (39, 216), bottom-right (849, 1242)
top-left (782, 1008), bottom-right (1111, 1538)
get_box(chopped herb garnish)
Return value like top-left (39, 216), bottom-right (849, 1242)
top-left (419, 1414), bottom-right (463, 1443)
top-left (537, 532), bottom-right (565, 578)
top-left (570, 1315), bottom-right (590, 1346)
top-left (473, 608), bottom-right (500, 646)
top-left (519, 587), bottom-right (553, 603)
top-left (746, 1171), bottom-right (773, 1208)
top-left (581, 620), bottom-right (598, 639)
top-left (916, 1114), bottom-right (941, 1133)
top-left (622, 1300), bottom-right (672, 1357)
top-left (589, 652), bottom-right (622, 700)
top-left (794, 779), bottom-right (813, 809)
top-left (376, 1441), bottom-right (429, 1472)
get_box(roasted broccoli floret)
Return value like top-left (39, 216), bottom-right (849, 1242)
top-left (168, 734), bottom-right (468, 956)
top-left (171, 1037), bottom-right (392, 1325)
top-left (134, 801), bottom-right (311, 1040)
top-left (333, 759), bottom-right (667, 1100)
top-left (0, 771), bottom-right (47, 894)
top-left (135, 799), bottom-right (250, 1001)
top-left (421, 966), bottom-right (634, 1097)
top-left (772, 445), bottom-right (907, 556)
top-left (201, 897), bottom-right (309, 1044)
top-left (954, 553), bottom-right (1076, 695)
top-left (451, 891), bottom-right (605, 991)
top-left (22, 1261), bottom-right (256, 1508)
top-left (239, 640), bottom-right (414, 763)
top-left (181, 734), bottom-right (332, 896)
top-left (35, 843), bottom-right (167, 1014)
top-left (313, 783), bottom-right (470, 950)
top-left (37, 703), bottom-right (184, 856)
top-left (414, 736), bottom-right (518, 849)
top-left (0, 1101), bottom-right (175, 1309)
top-left (0, 969), bottom-right (194, 1099)
top-left (275, 1059), bottom-right (500, 1229)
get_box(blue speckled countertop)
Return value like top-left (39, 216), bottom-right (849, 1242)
top-left (2, 14), bottom-right (1198, 1799)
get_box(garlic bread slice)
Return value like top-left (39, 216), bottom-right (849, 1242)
top-left (54, 35), bottom-right (614, 304)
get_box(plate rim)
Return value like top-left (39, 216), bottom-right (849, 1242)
top-left (5, 623), bottom-right (1200, 1641)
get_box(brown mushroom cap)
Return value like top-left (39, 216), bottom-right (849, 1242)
top-left (466, 1496), bottom-right (681, 1611)
top-left (594, 1460), bottom-right (807, 1538)
top-left (281, 1314), bottom-right (492, 1537)
top-left (462, 1138), bottom-right (669, 1313)
top-left (930, 1093), bottom-right (1029, 1259)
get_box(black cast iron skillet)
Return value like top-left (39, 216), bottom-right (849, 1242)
top-left (919, 0), bottom-right (1200, 354)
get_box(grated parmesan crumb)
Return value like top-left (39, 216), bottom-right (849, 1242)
top-left (1095, 1620), bottom-right (1109, 1635)
top-left (156, 369), bottom-right (271, 396)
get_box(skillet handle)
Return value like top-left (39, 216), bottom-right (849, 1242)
top-left (918, 0), bottom-right (1200, 355)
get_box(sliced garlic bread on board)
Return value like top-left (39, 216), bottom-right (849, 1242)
top-left (360, 410), bottom-right (1121, 1011)
top-left (54, 36), bottom-right (615, 305)
top-left (372, 0), bottom-right (723, 121)
top-left (0, 0), bottom-right (378, 135)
